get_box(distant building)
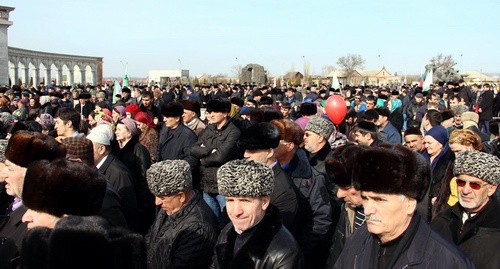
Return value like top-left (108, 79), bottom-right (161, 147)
top-left (328, 67), bottom-right (401, 86)
top-left (148, 69), bottom-right (189, 85)
top-left (461, 71), bottom-right (499, 84)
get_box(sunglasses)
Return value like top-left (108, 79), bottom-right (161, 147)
top-left (456, 178), bottom-right (488, 190)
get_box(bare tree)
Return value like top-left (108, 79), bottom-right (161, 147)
top-left (337, 54), bottom-right (365, 84)
top-left (321, 65), bottom-right (335, 77)
top-left (231, 64), bottom-right (242, 83)
top-left (425, 53), bottom-right (460, 82)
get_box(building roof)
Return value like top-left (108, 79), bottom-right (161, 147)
top-left (463, 71), bottom-right (498, 82)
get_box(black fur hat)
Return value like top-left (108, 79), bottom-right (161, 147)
top-left (300, 102), bottom-right (317, 116)
top-left (161, 101), bottom-right (184, 117)
top-left (23, 158), bottom-right (106, 217)
top-left (352, 144), bottom-right (430, 202)
top-left (20, 216), bottom-right (147, 269)
top-left (238, 122), bottom-right (280, 150)
top-left (207, 98), bottom-right (230, 113)
top-left (325, 143), bottom-right (367, 187)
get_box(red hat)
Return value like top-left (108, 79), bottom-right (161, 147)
top-left (134, 112), bottom-right (156, 129)
top-left (125, 104), bottom-right (141, 116)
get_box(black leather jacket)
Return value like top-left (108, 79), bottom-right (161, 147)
top-left (212, 205), bottom-right (303, 269)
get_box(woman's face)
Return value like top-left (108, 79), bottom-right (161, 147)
top-left (424, 135), bottom-right (443, 157)
top-left (449, 143), bottom-right (473, 153)
top-left (29, 99), bottom-right (36, 107)
top-left (115, 123), bottom-right (131, 142)
top-left (135, 121), bottom-right (147, 133)
top-left (112, 110), bottom-right (120, 121)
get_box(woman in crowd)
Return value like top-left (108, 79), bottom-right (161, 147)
top-left (114, 118), bottom-right (154, 235)
top-left (422, 125), bottom-right (455, 222)
top-left (134, 111), bottom-right (159, 163)
top-left (432, 129), bottom-right (483, 217)
top-left (112, 105), bottom-right (126, 124)
top-left (27, 97), bottom-right (41, 120)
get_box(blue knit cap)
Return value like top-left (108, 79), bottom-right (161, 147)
top-left (426, 125), bottom-right (449, 146)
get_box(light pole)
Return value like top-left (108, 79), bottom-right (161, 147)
top-left (460, 54), bottom-right (463, 73)
top-left (178, 59), bottom-right (182, 70)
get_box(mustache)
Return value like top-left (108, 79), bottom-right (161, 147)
top-left (365, 216), bottom-right (381, 222)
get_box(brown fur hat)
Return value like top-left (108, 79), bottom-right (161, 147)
top-left (271, 119), bottom-right (304, 145)
top-left (23, 158), bottom-right (106, 217)
top-left (5, 131), bottom-right (66, 168)
top-left (352, 143), bottom-right (430, 202)
top-left (325, 143), bottom-right (367, 187)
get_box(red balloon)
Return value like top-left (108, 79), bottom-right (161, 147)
top-left (325, 95), bottom-right (347, 125)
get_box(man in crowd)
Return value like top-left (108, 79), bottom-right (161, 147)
top-left (54, 107), bottom-right (83, 139)
top-left (325, 144), bottom-right (366, 267)
top-left (0, 131), bottom-right (66, 265)
top-left (432, 150), bottom-right (500, 268)
top-left (238, 122), bottom-right (299, 233)
top-left (145, 160), bottom-right (218, 269)
top-left (140, 91), bottom-right (162, 127)
top-left (191, 99), bottom-right (242, 217)
top-left (271, 119), bottom-right (332, 268)
top-left (334, 144), bottom-right (475, 268)
top-left (478, 83), bottom-right (494, 135)
top-left (375, 107), bottom-right (401, 144)
top-left (213, 159), bottom-right (303, 268)
top-left (404, 127), bottom-right (424, 153)
top-left (87, 124), bottom-right (138, 228)
top-left (353, 121), bottom-right (384, 147)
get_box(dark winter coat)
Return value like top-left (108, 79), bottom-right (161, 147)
top-left (478, 90), bottom-right (494, 121)
top-left (212, 205), bottom-right (303, 269)
top-left (74, 101), bottom-right (94, 119)
top-left (145, 191), bottom-right (219, 269)
top-left (327, 203), bottom-right (357, 268)
top-left (283, 147), bottom-right (333, 268)
top-left (114, 135), bottom-right (154, 234)
top-left (157, 123), bottom-right (198, 172)
top-left (270, 164), bottom-right (299, 234)
top-left (98, 181), bottom-right (128, 229)
top-left (98, 153), bottom-right (138, 228)
top-left (335, 214), bottom-right (475, 269)
top-left (426, 147), bottom-right (455, 222)
top-left (191, 120), bottom-right (241, 194)
top-left (0, 204), bottom-right (27, 267)
top-left (432, 197), bottom-right (500, 269)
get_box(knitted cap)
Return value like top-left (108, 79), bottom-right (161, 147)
top-left (305, 116), bottom-right (334, 139)
top-left (217, 159), bottom-right (274, 197)
top-left (454, 150), bottom-right (500, 185)
top-left (461, 112), bottom-right (479, 129)
top-left (146, 160), bottom-right (192, 196)
top-left (124, 104), bottom-right (140, 116)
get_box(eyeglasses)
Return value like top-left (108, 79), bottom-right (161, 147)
top-left (456, 178), bottom-right (489, 190)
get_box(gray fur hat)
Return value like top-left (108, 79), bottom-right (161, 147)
top-left (454, 150), bottom-right (500, 185)
top-left (146, 160), bottom-right (192, 196)
top-left (305, 116), bottom-right (334, 139)
top-left (451, 104), bottom-right (469, 116)
top-left (217, 159), bottom-right (274, 197)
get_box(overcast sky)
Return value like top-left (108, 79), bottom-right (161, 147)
top-left (4, 0), bottom-right (499, 78)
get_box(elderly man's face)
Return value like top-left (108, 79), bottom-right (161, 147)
top-left (155, 192), bottom-right (184, 215)
top-left (362, 191), bottom-right (416, 243)
top-left (337, 186), bottom-right (363, 209)
top-left (22, 209), bottom-right (60, 230)
top-left (454, 114), bottom-right (462, 125)
top-left (244, 149), bottom-right (271, 164)
top-left (2, 160), bottom-right (26, 198)
top-left (304, 131), bottom-right (323, 154)
top-left (226, 196), bottom-right (269, 234)
top-left (457, 174), bottom-right (497, 213)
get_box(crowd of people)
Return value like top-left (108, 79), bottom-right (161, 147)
top-left (0, 79), bottom-right (499, 268)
